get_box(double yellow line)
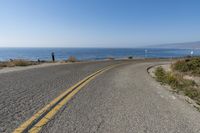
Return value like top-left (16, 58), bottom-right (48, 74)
top-left (13, 63), bottom-right (122, 133)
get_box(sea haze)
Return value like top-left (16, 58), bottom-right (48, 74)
top-left (147, 41), bottom-right (200, 49)
top-left (0, 48), bottom-right (200, 61)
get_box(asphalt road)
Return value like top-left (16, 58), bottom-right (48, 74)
top-left (0, 60), bottom-right (125, 133)
top-left (41, 62), bottom-right (200, 133)
top-left (1, 60), bottom-right (200, 133)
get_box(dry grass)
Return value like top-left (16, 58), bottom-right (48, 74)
top-left (0, 60), bottom-right (38, 68)
top-left (0, 62), bottom-right (7, 68)
top-left (67, 56), bottom-right (77, 62)
top-left (172, 57), bottom-right (200, 76)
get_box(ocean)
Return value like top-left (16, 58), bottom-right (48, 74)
top-left (0, 48), bottom-right (200, 61)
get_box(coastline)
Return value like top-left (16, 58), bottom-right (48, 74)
top-left (0, 58), bottom-right (175, 74)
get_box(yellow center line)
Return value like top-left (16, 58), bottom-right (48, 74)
top-left (13, 63), bottom-right (123, 133)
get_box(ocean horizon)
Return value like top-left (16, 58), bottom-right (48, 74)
top-left (0, 47), bottom-right (200, 61)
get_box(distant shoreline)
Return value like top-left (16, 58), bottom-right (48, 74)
top-left (0, 57), bottom-right (188, 74)
top-left (0, 48), bottom-right (199, 61)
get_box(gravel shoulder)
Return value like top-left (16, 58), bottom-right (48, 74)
top-left (41, 62), bottom-right (200, 133)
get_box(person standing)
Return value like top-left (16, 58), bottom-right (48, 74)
top-left (51, 52), bottom-right (55, 62)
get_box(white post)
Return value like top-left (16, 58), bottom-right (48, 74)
top-left (145, 49), bottom-right (148, 59)
top-left (191, 50), bottom-right (194, 57)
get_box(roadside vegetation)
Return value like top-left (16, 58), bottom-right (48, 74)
top-left (0, 56), bottom-right (80, 69)
top-left (67, 56), bottom-right (78, 62)
top-left (155, 65), bottom-right (200, 106)
top-left (172, 57), bottom-right (200, 76)
top-left (0, 60), bottom-right (39, 68)
top-left (128, 56), bottom-right (133, 59)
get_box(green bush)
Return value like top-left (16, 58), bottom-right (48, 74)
top-left (182, 79), bottom-right (197, 87)
top-left (173, 60), bottom-right (190, 72)
top-left (128, 56), bottom-right (133, 59)
top-left (155, 67), bottom-right (167, 82)
top-left (192, 68), bottom-right (200, 75)
top-left (184, 87), bottom-right (199, 99)
top-left (165, 73), bottom-right (180, 88)
top-left (172, 58), bottom-right (200, 75)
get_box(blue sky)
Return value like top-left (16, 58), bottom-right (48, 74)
top-left (0, 0), bottom-right (200, 47)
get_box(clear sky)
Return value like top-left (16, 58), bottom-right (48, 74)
top-left (0, 0), bottom-right (200, 48)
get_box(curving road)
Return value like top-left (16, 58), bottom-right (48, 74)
top-left (0, 60), bottom-right (200, 133)
top-left (0, 60), bottom-right (124, 133)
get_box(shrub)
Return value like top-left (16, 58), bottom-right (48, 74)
top-left (128, 56), bottom-right (133, 59)
top-left (155, 68), bottom-right (181, 89)
top-left (192, 68), bottom-right (200, 75)
top-left (182, 79), bottom-right (197, 87)
top-left (172, 60), bottom-right (190, 72)
top-left (13, 60), bottom-right (31, 66)
top-left (1, 60), bottom-right (35, 67)
top-left (165, 73), bottom-right (180, 88)
top-left (0, 63), bottom-right (7, 67)
top-left (67, 56), bottom-right (77, 62)
top-left (184, 87), bottom-right (199, 99)
top-left (172, 58), bottom-right (200, 75)
top-left (155, 67), bottom-right (167, 82)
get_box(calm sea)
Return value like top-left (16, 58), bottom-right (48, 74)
top-left (0, 48), bottom-right (200, 61)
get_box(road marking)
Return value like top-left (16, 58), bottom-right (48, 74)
top-left (13, 64), bottom-right (122, 133)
